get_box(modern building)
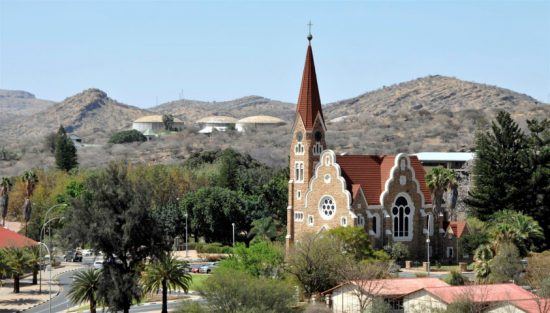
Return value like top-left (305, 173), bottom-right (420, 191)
top-left (235, 115), bottom-right (286, 132)
top-left (196, 115), bottom-right (238, 134)
top-left (413, 152), bottom-right (475, 172)
top-left (132, 115), bottom-right (184, 133)
top-left (285, 35), bottom-right (457, 261)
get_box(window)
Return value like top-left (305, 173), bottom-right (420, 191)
top-left (372, 216), bottom-right (377, 233)
top-left (324, 174), bottom-right (331, 183)
top-left (314, 131), bottom-right (323, 141)
top-left (392, 196), bottom-right (413, 239)
top-left (294, 162), bottom-right (304, 182)
top-left (447, 247), bottom-right (454, 258)
top-left (296, 132), bottom-right (303, 142)
top-left (358, 215), bottom-right (365, 226)
top-left (319, 196), bottom-right (336, 219)
top-left (296, 190), bottom-right (301, 199)
top-left (294, 212), bottom-right (304, 221)
top-left (294, 143), bottom-right (305, 155)
top-left (307, 215), bottom-right (314, 226)
top-left (341, 217), bottom-right (347, 226)
top-left (313, 142), bottom-right (323, 155)
top-left (385, 298), bottom-right (404, 311)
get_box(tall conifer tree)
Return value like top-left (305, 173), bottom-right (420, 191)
top-left (466, 111), bottom-right (530, 220)
top-left (54, 125), bottom-right (78, 171)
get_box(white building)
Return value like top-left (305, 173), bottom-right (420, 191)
top-left (196, 115), bottom-right (238, 134)
top-left (132, 115), bottom-right (184, 133)
top-left (235, 115), bottom-right (286, 132)
top-left (413, 152), bottom-right (475, 171)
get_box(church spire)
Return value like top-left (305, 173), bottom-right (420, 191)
top-left (296, 32), bottom-right (324, 131)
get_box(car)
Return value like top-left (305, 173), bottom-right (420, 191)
top-left (64, 250), bottom-right (76, 262)
top-left (93, 260), bottom-right (104, 269)
top-left (188, 264), bottom-right (202, 273)
top-left (199, 265), bottom-right (211, 274)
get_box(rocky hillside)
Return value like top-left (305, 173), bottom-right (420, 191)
top-left (0, 89), bottom-right (54, 124)
top-left (0, 88), bottom-right (150, 144)
top-left (150, 95), bottom-right (295, 122)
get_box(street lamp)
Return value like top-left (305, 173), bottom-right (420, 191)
top-left (39, 216), bottom-right (64, 293)
top-left (426, 218), bottom-right (431, 277)
top-left (185, 212), bottom-right (189, 258)
top-left (38, 242), bottom-right (52, 313)
top-left (232, 223), bottom-right (235, 247)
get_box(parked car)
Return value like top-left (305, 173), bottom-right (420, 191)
top-left (64, 250), bottom-right (75, 262)
top-left (189, 264), bottom-right (202, 273)
top-left (93, 260), bottom-right (104, 269)
top-left (199, 265), bottom-right (212, 274)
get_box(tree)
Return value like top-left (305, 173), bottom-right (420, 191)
top-left (162, 114), bottom-right (175, 131)
top-left (218, 241), bottom-right (284, 278)
top-left (426, 167), bottom-right (456, 218)
top-left (473, 244), bottom-right (493, 283)
top-left (108, 129), bottom-right (147, 144)
top-left (0, 177), bottom-right (12, 226)
top-left (285, 233), bottom-right (347, 298)
top-left (26, 246), bottom-right (41, 285)
top-left (198, 268), bottom-right (295, 313)
top-left (67, 162), bottom-right (167, 313)
top-left (54, 125), bottom-right (78, 172)
top-left (248, 217), bottom-right (277, 243)
top-left (142, 254), bottom-right (191, 313)
top-left (489, 210), bottom-right (544, 256)
top-left (2, 247), bottom-right (30, 293)
top-left (525, 118), bottom-right (550, 247)
top-left (466, 111), bottom-right (530, 220)
top-left (68, 268), bottom-right (102, 313)
top-left (444, 270), bottom-right (466, 286)
top-left (327, 226), bottom-right (374, 261)
top-left (22, 170), bottom-right (38, 236)
top-left (383, 242), bottom-right (409, 264)
top-left (488, 243), bottom-right (522, 283)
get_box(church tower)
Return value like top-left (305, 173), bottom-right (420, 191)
top-left (286, 33), bottom-right (327, 253)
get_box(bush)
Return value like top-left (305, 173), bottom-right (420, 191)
top-left (108, 130), bottom-right (147, 144)
top-left (489, 243), bottom-right (522, 283)
top-left (383, 242), bottom-right (409, 263)
top-left (194, 243), bottom-right (232, 254)
top-left (444, 271), bottom-right (466, 286)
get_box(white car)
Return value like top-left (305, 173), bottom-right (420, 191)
top-left (93, 260), bottom-right (104, 269)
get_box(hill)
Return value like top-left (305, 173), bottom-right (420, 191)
top-left (0, 89), bottom-right (55, 124)
top-left (150, 95), bottom-right (295, 122)
top-left (0, 88), bottom-right (150, 144)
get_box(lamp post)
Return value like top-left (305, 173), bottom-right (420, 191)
top-left (38, 242), bottom-right (52, 313)
top-left (185, 212), bottom-right (189, 258)
top-left (39, 216), bottom-right (64, 293)
top-left (426, 219), bottom-right (431, 277)
top-left (231, 223), bottom-right (235, 247)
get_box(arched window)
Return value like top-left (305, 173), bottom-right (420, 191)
top-left (319, 196), bottom-right (336, 219)
top-left (358, 215), bottom-right (365, 226)
top-left (372, 216), bottom-right (377, 234)
top-left (392, 196), bottom-right (413, 239)
top-left (341, 217), bottom-right (347, 226)
top-left (294, 162), bottom-right (304, 182)
top-left (295, 143), bottom-right (305, 155)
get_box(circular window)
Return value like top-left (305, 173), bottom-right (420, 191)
top-left (296, 132), bottom-right (303, 142)
top-left (405, 207), bottom-right (411, 215)
top-left (319, 196), bottom-right (336, 219)
top-left (314, 131), bottom-right (322, 142)
top-left (392, 207), bottom-right (398, 215)
top-left (324, 174), bottom-right (331, 183)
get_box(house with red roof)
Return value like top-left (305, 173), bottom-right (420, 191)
top-left (404, 283), bottom-right (541, 312)
top-left (488, 298), bottom-right (550, 313)
top-left (322, 277), bottom-right (449, 313)
top-left (285, 34), bottom-right (458, 261)
top-left (0, 226), bottom-right (38, 248)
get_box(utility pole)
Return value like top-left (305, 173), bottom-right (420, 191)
top-left (232, 223), bottom-right (235, 247)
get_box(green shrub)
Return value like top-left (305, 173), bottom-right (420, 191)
top-left (383, 242), bottom-right (409, 263)
top-left (108, 130), bottom-right (146, 144)
top-left (444, 271), bottom-right (466, 286)
top-left (195, 243), bottom-right (232, 254)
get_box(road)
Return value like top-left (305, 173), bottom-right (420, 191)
top-left (25, 256), bottom-right (201, 313)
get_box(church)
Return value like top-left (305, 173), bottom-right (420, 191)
top-left (285, 36), bottom-right (464, 261)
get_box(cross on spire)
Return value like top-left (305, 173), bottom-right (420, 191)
top-left (307, 21), bottom-right (313, 42)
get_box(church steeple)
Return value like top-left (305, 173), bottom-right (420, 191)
top-left (296, 36), bottom-right (324, 131)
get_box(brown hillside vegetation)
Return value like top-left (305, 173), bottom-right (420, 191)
top-left (0, 76), bottom-right (548, 176)
top-left (0, 89), bottom-right (54, 125)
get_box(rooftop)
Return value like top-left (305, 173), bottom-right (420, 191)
top-left (413, 152), bottom-right (475, 162)
top-left (0, 227), bottom-right (38, 248)
top-left (422, 283), bottom-right (537, 304)
top-left (134, 115), bottom-right (183, 123)
top-left (323, 277), bottom-right (448, 297)
top-left (237, 115), bottom-right (286, 124)
top-left (196, 115), bottom-right (238, 124)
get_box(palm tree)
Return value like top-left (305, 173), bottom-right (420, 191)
top-left (2, 247), bottom-right (30, 293)
top-left (490, 210), bottom-right (544, 256)
top-left (68, 268), bottom-right (102, 313)
top-left (0, 177), bottom-right (12, 227)
top-left (21, 170), bottom-right (38, 236)
top-left (26, 246), bottom-right (41, 285)
top-left (426, 167), bottom-right (456, 219)
top-left (248, 217), bottom-right (277, 243)
top-left (142, 254), bottom-right (192, 313)
top-left (473, 244), bottom-right (493, 283)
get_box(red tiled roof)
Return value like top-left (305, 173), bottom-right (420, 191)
top-left (296, 44), bottom-right (324, 130)
top-left (0, 227), bottom-right (38, 248)
top-left (337, 155), bottom-right (431, 205)
top-left (423, 284), bottom-right (537, 304)
top-left (448, 221), bottom-right (468, 238)
top-left (510, 299), bottom-right (550, 313)
top-left (323, 277), bottom-right (448, 297)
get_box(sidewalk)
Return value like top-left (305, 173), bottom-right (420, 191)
top-left (0, 263), bottom-right (83, 313)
